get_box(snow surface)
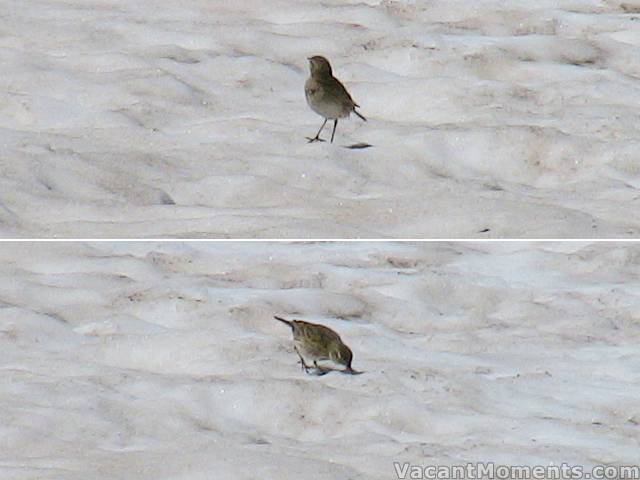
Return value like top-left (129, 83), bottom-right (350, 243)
top-left (1, 241), bottom-right (638, 479)
top-left (3, 0), bottom-right (640, 237)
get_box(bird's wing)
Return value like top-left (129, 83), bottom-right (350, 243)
top-left (325, 77), bottom-right (358, 108)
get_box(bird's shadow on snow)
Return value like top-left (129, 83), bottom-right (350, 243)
top-left (307, 365), bottom-right (365, 376)
top-left (304, 138), bottom-right (373, 149)
top-left (344, 142), bottom-right (373, 149)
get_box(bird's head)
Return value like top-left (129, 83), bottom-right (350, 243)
top-left (330, 341), bottom-right (353, 370)
top-left (308, 55), bottom-right (333, 77)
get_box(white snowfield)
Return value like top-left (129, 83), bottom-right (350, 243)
top-left (0, 242), bottom-right (637, 479)
top-left (2, 0), bottom-right (640, 238)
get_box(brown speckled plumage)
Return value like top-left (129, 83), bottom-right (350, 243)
top-left (274, 315), bottom-right (357, 374)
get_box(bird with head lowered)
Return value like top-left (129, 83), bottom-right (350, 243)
top-left (274, 315), bottom-right (361, 375)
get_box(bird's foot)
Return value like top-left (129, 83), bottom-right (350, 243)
top-left (306, 136), bottom-right (326, 143)
top-left (309, 365), bottom-right (331, 376)
top-left (343, 367), bottom-right (364, 375)
top-left (298, 358), bottom-right (310, 373)
top-left (308, 361), bottom-right (332, 376)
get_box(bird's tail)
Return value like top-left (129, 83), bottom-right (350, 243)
top-left (353, 108), bottom-right (367, 122)
top-left (274, 316), bottom-right (293, 328)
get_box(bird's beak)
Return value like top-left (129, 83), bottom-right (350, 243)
top-left (307, 57), bottom-right (311, 61)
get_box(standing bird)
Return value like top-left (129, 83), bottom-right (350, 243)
top-left (304, 56), bottom-right (367, 143)
top-left (274, 315), bottom-right (358, 374)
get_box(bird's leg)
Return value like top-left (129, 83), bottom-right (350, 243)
top-left (295, 347), bottom-right (310, 372)
top-left (307, 119), bottom-right (328, 143)
top-left (330, 119), bottom-right (338, 143)
top-left (313, 360), bottom-right (322, 372)
top-left (312, 360), bottom-right (331, 376)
